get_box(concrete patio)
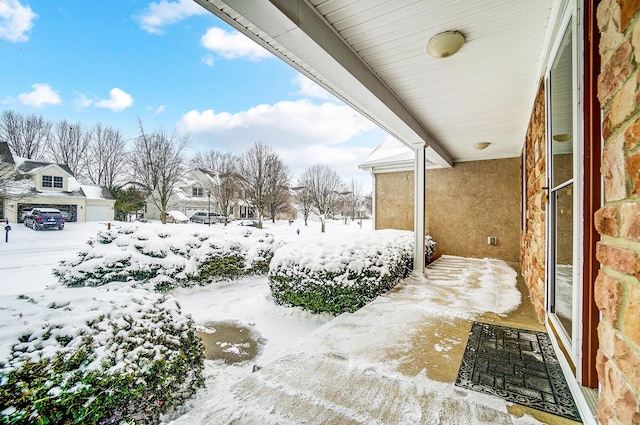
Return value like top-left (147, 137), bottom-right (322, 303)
top-left (190, 256), bottom-right (582, 424)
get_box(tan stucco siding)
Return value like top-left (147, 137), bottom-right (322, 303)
top-left (375, 157), bottom-right (522, 263)
top-left (375, 170), bottom-right (414, 231)
top-left (33, 167), bottom-right (69, 192)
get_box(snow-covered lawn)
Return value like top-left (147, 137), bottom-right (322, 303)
top-left (0, 219), bottom-right (374, 421)
top-left (0, 219), bottom-right (528, 424)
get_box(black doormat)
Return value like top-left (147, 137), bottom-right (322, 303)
top-left (455, 322), bottom-right (581, 422)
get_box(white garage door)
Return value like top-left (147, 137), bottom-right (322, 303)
top-left (86, 205), bottom-right (110, 221)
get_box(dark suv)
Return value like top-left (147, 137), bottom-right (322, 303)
top-left (24, 208), bottom-right (65, 231)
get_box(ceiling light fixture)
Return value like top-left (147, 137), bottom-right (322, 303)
top-left (473, 142), bottom-right (491, 150)
top-left (427, 31), bottom-right (465, 58)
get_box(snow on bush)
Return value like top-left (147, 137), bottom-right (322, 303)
top-left (0, 283), bottom-right (204, 424)
top-left (268, 229), bottom-right (414, 315)
top-left (53, 223), bottom-right (282, 292)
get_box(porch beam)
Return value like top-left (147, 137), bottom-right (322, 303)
top-left (196, 0), bottom-right (453, 168)
top-left (413, 144), bottom-right (426, 278)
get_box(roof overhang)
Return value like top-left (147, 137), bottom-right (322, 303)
top-left (196, 0), bottom-right (453, 168)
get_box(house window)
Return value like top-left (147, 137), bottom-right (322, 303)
top-left (42, 175), bottom-right (63, 188)
top-left (192, 187), bottom-right (203, 197)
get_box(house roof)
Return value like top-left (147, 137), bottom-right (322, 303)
top-left (81, 184), bottom-right (114, 200)
top-left (0, 142), bottom-right (15, 167)
top-left (359, 137), bottom-right (439, 173)
top-left (196, 0), bottom-right (563, 168)
top-left (20, 162), bottom-right (74, 177)
top-left (0, 142), bottom-right (113, 201)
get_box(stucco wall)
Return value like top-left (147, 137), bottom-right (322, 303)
top-left (375, 157), bottom-right (522, 263)
top-left (375, 170), bottom-right (414, 231)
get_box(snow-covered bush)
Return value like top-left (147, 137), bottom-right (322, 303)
top-left (53, 223), bottom-right (282, 292)
top-left (268, 230), bottom-right (414, 315)
top-left (0, 284), bottom-right (204, 424)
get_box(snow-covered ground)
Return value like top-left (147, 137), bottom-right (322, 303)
top-left (0, 218), bottom-right (372, 420)
top-left (0, 219), bottom-right (529, 424)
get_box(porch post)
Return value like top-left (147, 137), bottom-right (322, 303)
top-left (369, 169), bottom-right (376, 228)
top-left (413, 144), bottom-right (426, 278)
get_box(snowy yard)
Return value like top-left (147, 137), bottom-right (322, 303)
top-left (0, 219), bottom-right (373, 421)
top-left (0, 219), bottom-right (530, 424)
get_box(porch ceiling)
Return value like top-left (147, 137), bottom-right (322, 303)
top-left (197, 0), bottom-right (558, 167)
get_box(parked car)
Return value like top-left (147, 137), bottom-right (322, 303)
top-left (189, 211), bottom-right (220, 224)
top-left (166, 210), bottom-right (189, 224)
top-left (20, 208), bottom-right (33, 222)
top-left (60, 211), bottom-right (74, 222)
top-left (24, 208), bottom-right (65, 231)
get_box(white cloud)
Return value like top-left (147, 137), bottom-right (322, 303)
top-left (201, 54), bottom-right (214, 67)
top-left (136, 0), bottom-right (207, 34)
top-left (178, 100), bottom-right (380, 192)
top-left (0, 0), bottom-right (37, 42)
top-left (293, 74), bottom-right (334, 100)
top-left (72, 92), bottom-right (93, 109)
top-left (95, 88), bottom-right (133, 112)
top-left (201, 27), bottom-right (272, 61)
top-left (177, 99), bottom-right (375, 149)
top-left (280, 144), bottom-right (375, 192)
top-left (17, 83), bottom-right (61, 107)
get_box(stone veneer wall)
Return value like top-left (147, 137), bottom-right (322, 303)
top-left (521, 81), bottom-right (547, 320)
top-left (374, 158), bottom-right (521, 263)
top-left (594, 1), bottom-right (640, 423)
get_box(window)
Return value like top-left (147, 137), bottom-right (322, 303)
top-left (42, 175), bottom-right (64, 188)
top-left (192, 187), bottom-right (204, 197)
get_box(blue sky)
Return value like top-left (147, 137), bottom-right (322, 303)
top-left (0, 0), bottom-right (390, 192)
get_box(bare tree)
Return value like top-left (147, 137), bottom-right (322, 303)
top-left (193, 150), bottom-right (242, 225)
top-left (47, 120), bottom-right (91, 177)
top-left (343, 178), bottom-right (363, 220)
top-left (191, 150), bottom-right (228, 171)
top-left (292, 185), bottom-right (313, 226)
top-left (240, 141), bottom-right (289, 228)
top-left (0, 110), bottom-right (51, 159)
top-left (130, 121), bottom-right (188, 224)
top-left (86, 123), bottom-right (127, 190)
top-left (299, 164), bottom-right (345, 232)
top-left (265, 155), bottom-right (291, 223)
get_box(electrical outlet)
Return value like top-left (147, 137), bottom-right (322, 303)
top-left (487, 236), bottom-right (498, 245)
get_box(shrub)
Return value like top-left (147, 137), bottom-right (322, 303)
top-left (0, 284), bottom-right (204, 424)
top-left (268, 230), bottom-right (415, 315)
top-left (53, 223), bottom-right (283, 292)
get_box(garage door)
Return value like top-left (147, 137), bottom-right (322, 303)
top-left (86, 205), bottom-right (110, 221)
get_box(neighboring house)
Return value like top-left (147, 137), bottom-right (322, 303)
top-left (144, 168), bottom-right (213, 220)
top-left (200, 1), bottom-right (636, 424)
top-left (145, 168), bottom-right (256, 220)
top-left (0, 142), bottom-right (115, 223)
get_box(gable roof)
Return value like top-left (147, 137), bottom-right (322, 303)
top-left (359, 137), bottom-right (437, 173)
top-left (0, 142), bottom-right (15, 167)
top-left (17, 160), bottom-right (74, 177)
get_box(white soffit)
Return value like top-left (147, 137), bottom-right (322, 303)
top-left (197, 0), bottom-right (554, 166)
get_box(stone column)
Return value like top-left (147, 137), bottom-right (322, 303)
top-left (594, 0), bottom-right (640, 423)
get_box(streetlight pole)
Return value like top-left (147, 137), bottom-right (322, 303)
top-left (207, 190), bottom-right (211, 226)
